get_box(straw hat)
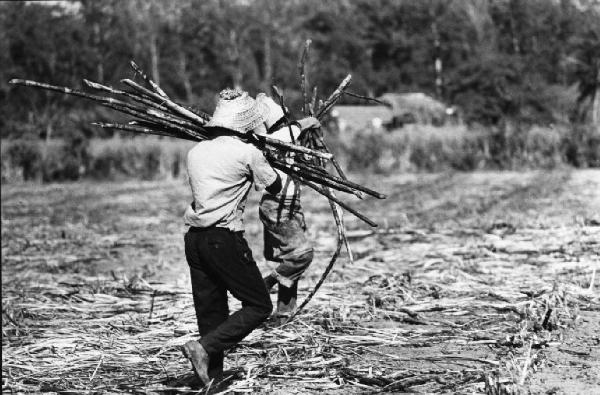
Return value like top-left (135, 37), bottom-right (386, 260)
top-left (206, 88), bottom-right (270, 133)
top-left (256, 93), bottom-right (285, 128)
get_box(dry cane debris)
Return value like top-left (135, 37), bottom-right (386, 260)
top-left (4, 41), bottom-right (600, 394)
top-left (3, 174), bottom-right (598, 393)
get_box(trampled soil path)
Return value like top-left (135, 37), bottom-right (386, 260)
top-left (2, 170), bottom-right (599, 394)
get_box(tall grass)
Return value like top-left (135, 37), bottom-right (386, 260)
top-left (1, 136), bottom-right (195, 183)
top-left (1, 124), bottom-right (598, 183)
top-left (330, 123), bottom-right (599, 173)
top-left (87, 137), bottom-right (195, 180)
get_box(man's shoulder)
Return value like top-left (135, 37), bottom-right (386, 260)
top-left (188, 136), bottom-right (259, 160)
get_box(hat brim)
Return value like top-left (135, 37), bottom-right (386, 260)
top-left (206, 99), bottom-right (270, 133)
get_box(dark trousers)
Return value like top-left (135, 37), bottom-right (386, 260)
top-left (184, 227), bottom-right (272, 379)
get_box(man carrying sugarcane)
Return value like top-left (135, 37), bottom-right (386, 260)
top-left (254, 93), bottom-right (320, 320)
top-left (181, 88), bottom-right (282, 385)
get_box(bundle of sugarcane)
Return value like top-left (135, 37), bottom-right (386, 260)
top-left (9, 60), bottom-right (384, 227)
top-left (9, 47), bottom-right (386, 319)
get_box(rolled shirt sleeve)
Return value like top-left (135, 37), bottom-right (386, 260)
top-left (248, 146), bottom-right (278, 191)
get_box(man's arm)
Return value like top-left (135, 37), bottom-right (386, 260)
top-left (249, 146), bottom-right (280, 192)
top-left (265, 173), bottom-right (282, 195)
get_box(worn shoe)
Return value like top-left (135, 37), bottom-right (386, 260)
top-left (276, 297), bottom-right (297, 315)
top-left (181, 340), bottom-right (211, 385)
top-left (270, 297), bottom-right (297, 325)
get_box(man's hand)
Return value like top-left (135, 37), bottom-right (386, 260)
top-left (297, 117), bottom-right (321, 131)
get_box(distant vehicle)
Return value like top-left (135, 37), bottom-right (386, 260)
top-left (331, 92), bottom-right (460, 132)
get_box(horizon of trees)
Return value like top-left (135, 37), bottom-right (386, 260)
top-left (1, 0), bottom-right (598, 140)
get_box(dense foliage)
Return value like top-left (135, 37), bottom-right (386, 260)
top-left (1, 0), bottom-right (598, 140)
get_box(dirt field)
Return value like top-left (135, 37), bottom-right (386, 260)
top-left (2, 169), bottom-right (599, 394)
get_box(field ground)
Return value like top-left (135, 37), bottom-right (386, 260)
top-left (2, 169), bottom-right (599, 394)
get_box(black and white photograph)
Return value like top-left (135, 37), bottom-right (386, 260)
top-left (1, 0), bottom-right (599, 393)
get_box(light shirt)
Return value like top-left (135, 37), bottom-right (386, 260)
top-left (184, 135), bottom-right (277, 231)
top-left (265, 124), bottom-right (302, 200)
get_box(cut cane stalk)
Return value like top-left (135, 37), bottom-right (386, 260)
top-left (130, 60), bottom-right (170, 99)
top-left (316, 74), bottom-right (352, 119)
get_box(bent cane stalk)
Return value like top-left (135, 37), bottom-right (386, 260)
top-left (284, 202), bottom-right (344, 324)
top-left (326, 188), bottom-right (354, 264)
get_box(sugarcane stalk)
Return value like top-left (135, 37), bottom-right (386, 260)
top-left (120, 78), bottom-right (167, 103)
top-left (270, 85), bottom-right (297, 144)
top-left (268, 155), bottom-right (356, 200)
top-left (93, 122), bottom-right (199, 141)
top-left (83, 79), bottom-right (170, 113)
top-left (9, 79), bottom-right (136, 108)
top-left (254, 134), bottom-right (332, 160)
top-left (92, 98), bottom-right (206, 140)
top-left (327, 189), bottom-right (354, 262)
top-left (144, 107), bottom-right (206, 131)
top-left (303, 130), bottom-right (356, 261)
top-left (97, 98), bottom-right (207, 141)
top-left (316, 74), bottom-right (352, 119)
top-left (315, 134), bottom-right (346, 177)
top-left (344, 91), bottom-right (387, 105)
top-left (270, 85), bottom-right (304, 208)
top-left (284, 216), bottom-right (343, 324)
top-left (309, 130), bottom-right (356, 258)
top-left (299, 39), bottom-right (311, 116)
top-left (296, 51), bottom-right (355, 284)
top-left (121, 79), bottom-right (208, 126)
top-left (127, 120), bottom-right (202, 140)
top-left (312, 133), bottom-right (356, 259)
top-left (9, 78), bottom-right (205, 138)
top-left (11, 79), bottom-right (191, 139)
top-left (270, 161), bottom-right (357, 196)
top-left (315, 132), bottom-right (366, 199)
top-left (112, 105), bottom-right (206, 140)
top-left (280, 156), bottom-right (363, 199)
top-left (130, 60), bottom-right (170, 99)
top-left (302, 131), bottom-right (355, 260)
top-left (309, 86), bottom-right (318, 116)
top-left (181, 104), bottom-right (211, 121)
top-left (118, 77), bottom-right (210, 121)
top-left (276, 158), bottom-right (385, 199)
top-left (288, 174), bottom-right (378, 227)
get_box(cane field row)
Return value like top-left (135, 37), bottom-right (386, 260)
top-left (2, 123), bottom-right (599, 183)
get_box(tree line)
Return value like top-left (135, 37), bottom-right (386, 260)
top-left (1, 0), bottom-right (598, 140)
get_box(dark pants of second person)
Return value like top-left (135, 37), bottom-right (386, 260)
top-left (184, 227), bottom-right (273, 379)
